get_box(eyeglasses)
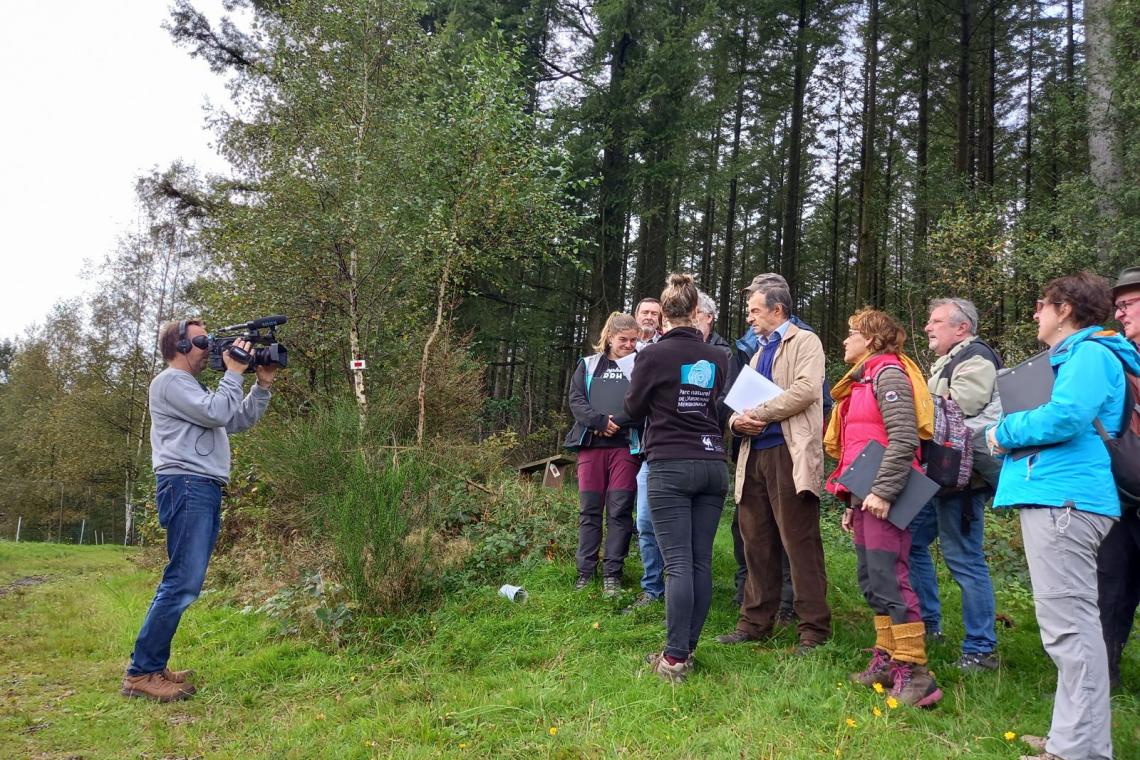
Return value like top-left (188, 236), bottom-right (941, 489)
top-left (1116, 296), bottom-right (1140, 313)
top-left (1034, 299), bottom-right (1063, 315)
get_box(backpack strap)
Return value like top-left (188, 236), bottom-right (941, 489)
top-left (939, 338), bottom-right (1004, 382)
top-left (1093, 364), bottom-right (1138, 442)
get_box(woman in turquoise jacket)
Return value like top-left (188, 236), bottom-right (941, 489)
top-left (988, 272), bottom-right (1140, 760)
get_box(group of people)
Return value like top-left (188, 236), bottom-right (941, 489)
top-left (566, 267), bottom-right (1140, 760)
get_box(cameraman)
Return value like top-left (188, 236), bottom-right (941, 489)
top-left (120, 319), bottom-right (278, 702)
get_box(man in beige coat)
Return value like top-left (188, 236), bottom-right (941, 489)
top-left (716, 276), bottom-right (831, 651)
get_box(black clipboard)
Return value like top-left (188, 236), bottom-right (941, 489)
top-left (996, 350), bottom-right (1055, 460)
top-left (837, 440), bottom-right (940, 530)
top-left (587, 376), bottom-right (630, 419)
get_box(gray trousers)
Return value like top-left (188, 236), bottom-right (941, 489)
top-left (1020, 506), bottom-right (1115, 760)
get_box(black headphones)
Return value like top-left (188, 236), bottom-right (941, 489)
top-left (176, 320), bottom-right (191, 354)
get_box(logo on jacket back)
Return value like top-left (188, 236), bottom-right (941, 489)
top-left (678, 360), bottom-right (716, 415)
top-left (682, 360), bottom-right (716, 389)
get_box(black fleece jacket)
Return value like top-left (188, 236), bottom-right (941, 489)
top-left (624, 326), bottom-right (731, 462)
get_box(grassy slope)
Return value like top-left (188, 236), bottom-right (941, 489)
top-left (1, 521), bottom-right (1138, 760)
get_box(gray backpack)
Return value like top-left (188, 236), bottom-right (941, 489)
top-left (938, 340), bottom-right (1003, 489)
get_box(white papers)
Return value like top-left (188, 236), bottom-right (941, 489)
top-left (616, 352), bottom-right (637, 380)
top-left (725, 364), bottom-right (784, 414)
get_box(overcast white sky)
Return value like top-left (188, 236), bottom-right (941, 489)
top-left (0, 1), bottom-right (237, 342)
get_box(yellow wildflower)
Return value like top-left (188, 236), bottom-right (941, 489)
top-left (872, 707), bottom-right (882, 717)
top-left (1004, 732), bottom-right (1016, 742)
top-left (845, 718), bottom-right (857, 728)
top-left (549, 727), bottom-right (558, 736)
top-left (592, 622), bottom-right (600, 630)
top-left (459, 743), bottom-right (468, 750)
top-left (315, 712), bottom-right (326, 721)
top-left (872, 682), bottom-right (885, 694)
top-left (886, 697), bottom-right (899, 710)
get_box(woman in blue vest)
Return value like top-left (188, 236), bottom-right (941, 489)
top-left (987, 272), bottom-right (1140, 760)
top-left (564, 312), bottom-right (642, 597)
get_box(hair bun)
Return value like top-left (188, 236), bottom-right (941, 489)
top-left (667, 273), bottom-right (693, 288)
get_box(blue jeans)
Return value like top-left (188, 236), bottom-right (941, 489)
top-left (636, 461), bottom-right (665, 598)
top-left (128, 474), bottom-right (222, 675)
top-left (648, 459), bottom-right (728, 659)
top-left (908, 490), bottom-right (997, 654)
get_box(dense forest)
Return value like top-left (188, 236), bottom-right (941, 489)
top-left (1, 0), bottom-right (1137, 552)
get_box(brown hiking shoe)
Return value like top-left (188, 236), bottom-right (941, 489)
top-left (850, 648), bottom-right (893, 688)
top-left (162, 667), bottom-right (194, 684)
top-left (715, 629), bottom-right (763, 645)
top-left (121, 672), bottom-right (195, 702)
top-left (888, 661), bottom-right (942, 708)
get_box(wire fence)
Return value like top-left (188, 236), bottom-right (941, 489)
top-left (0, 479), bottom-right (149, 545)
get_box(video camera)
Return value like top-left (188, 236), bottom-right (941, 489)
top-left (207, 315), bottom-right (289, 372)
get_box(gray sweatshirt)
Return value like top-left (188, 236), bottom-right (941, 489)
top-left (149, 367), bottom-right (272, 483)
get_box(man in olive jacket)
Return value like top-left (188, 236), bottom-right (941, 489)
top-left (716, 276), bottom-right (831, 652)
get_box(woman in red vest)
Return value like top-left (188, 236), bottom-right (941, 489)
top-left (826, 308), bottom-right (942, 708)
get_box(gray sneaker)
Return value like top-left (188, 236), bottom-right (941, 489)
top-left (602, 577), bottom-right (621, 598)
top-left (955, 651), bottom-right (999, 672)
top-left (622, 591), bottom-right (661, 614)
top-left (644, 652), bottom-right (688, 683)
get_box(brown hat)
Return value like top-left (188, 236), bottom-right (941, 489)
top-left (1113, 266), bottom-right (1140, 299)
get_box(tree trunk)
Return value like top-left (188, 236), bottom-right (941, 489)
top-left (1024, 3), bottom-right (1034, 206)
top-left (592, 30), bottom-right (635, 338)
top-left (418, 255), bottom-right (451, 446)
top-left (699, 119), bottom-right (722, 290)
top-left (780, 0), bottom-right (810, 301)
top-left (855, 0), bottom-right (880, 307)
top-left (828, 73), bottom-right (845, 352)
top-left (1086, 0), bottom-right (1123, 246)
top-left (982, 3), bottom-right (996, 188)
top-left (914, 3), bottom-right (930, 251)
top-left (720, 16), bottom-right (749, 337)
top-left (955, 0), bottom-right (972, 178)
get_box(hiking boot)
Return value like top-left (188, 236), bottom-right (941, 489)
top-left (792, 639), bottom-right (826, 657)
top-left (120, 672), bottom-right (195, 703)
top-left (621, 592), bottom-right (661, 614)
top-left (716, 630), bottom-right (762, 645)
top-left (644, 652), bottom-right (687, 683)
top-left (954, 651), bottom-right (999, 672)
top-left (775, 608), bottom-right (798, 629)
top-left (602, 577), bottom-right (621, 598)
top-left (574, 574), bottom-right (592, 591)
top-left (850, 648), bottom-right (893, 688)
top-left (888, 661), bottom-right (942, 708)
top-left (162, 667), bottom-right (194, 684)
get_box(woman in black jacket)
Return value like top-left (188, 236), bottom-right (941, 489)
top-left (564, 311), bottom-right (642, 596)
top-left (624, 273), bottom-right (731, 682)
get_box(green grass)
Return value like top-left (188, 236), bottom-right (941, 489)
top-left (2, 519), bottom-right (1139, 759)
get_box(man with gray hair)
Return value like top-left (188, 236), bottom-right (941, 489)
top-left (908, 297), bottom-right (1002, 672)
top-left (729, 273), bottom-right (829, 624)
top-left (716, 275), bottom-right (831, 652)
top-left (694, 290), bottom-right (732, 356)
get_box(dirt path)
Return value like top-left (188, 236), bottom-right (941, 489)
top-left (0, 575), bottom-right (50, 598)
